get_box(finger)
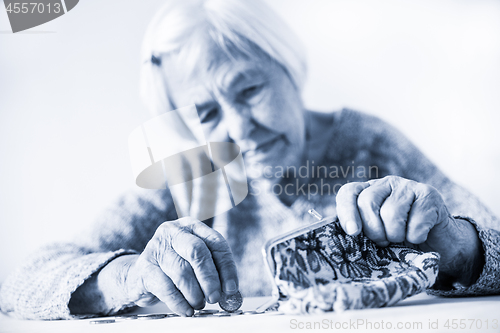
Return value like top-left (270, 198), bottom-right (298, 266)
top-left (336, 182), bottom-right (370, 236)
top-left (170, 228), bottom-right (222, 304)
top-left (379, 184), bottom-right (415, 243)
top-left (406, 184), bottom-right (442, 244)
top-left (142, 263), bottom-right (194, 317)
top-left (356, 182), bottom-right (392, 245)
top-left (135, 294), bottom-right (159, 308)
top-left (148, 222), bottom-right (206, 308)
top-left (158, 248), bottom-right (206, 310)
top-left (189, 221), bottom-right (239, 295)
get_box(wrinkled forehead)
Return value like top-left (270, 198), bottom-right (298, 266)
top-left (160, 33), bottom-right (276, 106)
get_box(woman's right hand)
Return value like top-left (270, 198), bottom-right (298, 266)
top-left (123, 217), bottom-right (239, 316)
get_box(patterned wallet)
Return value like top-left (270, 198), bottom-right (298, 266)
top-left (262, 215), bottom-right (440, 314)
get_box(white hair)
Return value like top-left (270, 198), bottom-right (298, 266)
top-left (140, 0), bottom-right (307, 114)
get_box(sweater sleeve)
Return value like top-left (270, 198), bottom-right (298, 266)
top-left (0, 188), bottom-right (178, 320)
top-left (427, 216), bottom-right (500, 297)
top-left (336, 109), bottom-right (500, 297)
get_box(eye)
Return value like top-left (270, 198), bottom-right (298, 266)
top-left (240, 83), bottom-right (264, 100)
top-left (200, 107), bottom-right (218, 123)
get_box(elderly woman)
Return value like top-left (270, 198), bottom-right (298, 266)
top-left (1, 0), bottom-right (499, 320)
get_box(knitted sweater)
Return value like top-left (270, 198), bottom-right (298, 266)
top-left (1, 109), bottom-right (499, 320)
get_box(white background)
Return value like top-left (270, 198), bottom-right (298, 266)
top-left (0, 0), bottom-right (499, 282)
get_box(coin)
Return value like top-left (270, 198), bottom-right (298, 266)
top-left (89, 319), bottom-right (115, 324)
top-left (136, 314), bottom-right (169, 320)
top-left (115, 314), bottom-right (139, 320)
top-left (242, 310), bottom-right (260, 315)
top-left (229, 310), bottom-right (243, 316)
top-left (218, 291), bottom-right (243, 312)
top-left (193, 309), bottom-right (221, 317)
top-left (193, 313), bottom-right (212, 317)
top-left (198, 309), bottom-right (219, 314)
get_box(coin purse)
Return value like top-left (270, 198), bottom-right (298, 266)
top-left (262, 216), bottom-right (440, 314)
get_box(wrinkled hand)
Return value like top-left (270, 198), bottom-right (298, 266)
top-left (336, 175), bottom-right (483, 287)
top-left (125, 217), bottom-right (239, 316)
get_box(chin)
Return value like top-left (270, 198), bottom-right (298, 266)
top-left (244, 143), bottom-right (302, 182)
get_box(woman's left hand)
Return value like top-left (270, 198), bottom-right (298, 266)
top-left (336, 175), bottom-right (484, 288)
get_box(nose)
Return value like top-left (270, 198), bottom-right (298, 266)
top-left (218, 100), bottom-right (256, 148)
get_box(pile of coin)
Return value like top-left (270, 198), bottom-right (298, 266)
top-left (88, 291), bottom-right (281, 324)
top-left (89, 307), bottom-right (279, 325)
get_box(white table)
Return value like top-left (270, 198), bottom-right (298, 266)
top-left (2, 293), bottom-right (500, 333)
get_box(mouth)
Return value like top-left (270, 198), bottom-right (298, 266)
top-left (254, 135), bottom-right (284, 152)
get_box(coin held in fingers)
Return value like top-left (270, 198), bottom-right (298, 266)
top-left (218, 291), bottom-right (243, 312)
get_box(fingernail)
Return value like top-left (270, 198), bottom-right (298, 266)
top-left (346, 221), bottom-right (358, 235)
top-left (378, 241), bottom-right (390, 247)
top-left (208, 290), bottom-right (220, 303)
top-left (185, 308), bottom-right (194, 317)
top-left (224, 280), bottom-right (237, 294)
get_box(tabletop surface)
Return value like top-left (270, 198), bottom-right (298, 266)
top-left (2, 293), bottom-right (500, 333)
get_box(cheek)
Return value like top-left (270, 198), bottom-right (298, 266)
top-left (256, 88), bottom-right (304, 134)
top-left (201, 121), bottom-right (229, 143)
top-left (276, 102), bottom-right (305, 145)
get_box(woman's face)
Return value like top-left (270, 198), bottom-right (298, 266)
top-left (162, 44), bottom-right (306, 182)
